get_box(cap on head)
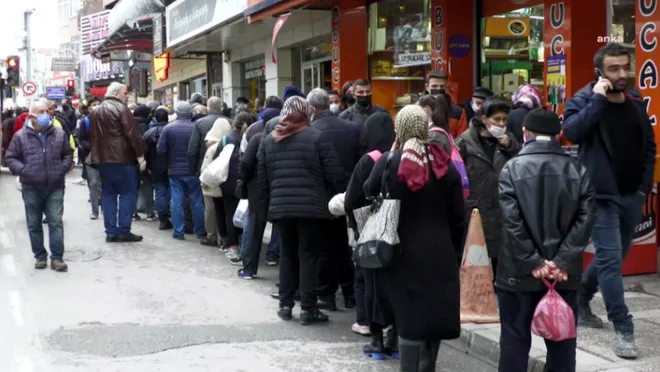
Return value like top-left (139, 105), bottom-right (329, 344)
top-left (473, 87), bottom-right (494, 100)
top-left (523, 109), bottom-right (562, 136)
top-left (175, 101), bottom-right (193, 118)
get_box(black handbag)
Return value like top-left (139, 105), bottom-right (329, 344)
top-left (352, 152), bottom-right (401, 269)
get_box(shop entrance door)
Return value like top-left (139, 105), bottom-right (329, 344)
top-left (302, 57), bottom-right (331, 93)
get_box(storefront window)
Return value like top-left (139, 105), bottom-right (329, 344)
top-left (240, 58), bottom-right (266, 105)
top-left (608, 0), bottom-right (635, 87)
top-left (368, 0), bottom-right (431, 114)
top-left (300, 41), bottom-right (332, 93)
top-left (480, 6), bottom-right (544, 100)
top-left (191, 77), bottom-right (207, 96)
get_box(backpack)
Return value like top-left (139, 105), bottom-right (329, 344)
top-left (430, 127), bottom-right (469, 199)
top-left (366, 150), bottom-right (382, 162)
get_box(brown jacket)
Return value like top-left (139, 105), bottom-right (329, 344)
top-left (90, 97), bottom-right (144, 165)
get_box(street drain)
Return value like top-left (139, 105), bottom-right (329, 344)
top-left (64, 248), bottom-right (103, 262)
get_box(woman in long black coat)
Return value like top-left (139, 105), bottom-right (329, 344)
top-left (364, 105), bottom-right (466, 371)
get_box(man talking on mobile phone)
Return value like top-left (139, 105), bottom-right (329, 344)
top-left (563, 43), bottom-right (656, 360)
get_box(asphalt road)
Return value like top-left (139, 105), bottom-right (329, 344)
top-left (0, 168), bottom-right (497, 372)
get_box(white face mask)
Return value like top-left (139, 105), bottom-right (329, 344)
top-left (471, 102), bottom-right (481, 113)
top-left (488, 125), bottom-right (505, 138)
top-left (329, 103), bottom-right (340, 114)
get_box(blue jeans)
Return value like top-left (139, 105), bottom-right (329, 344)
top-left (22, 188), bottom-right (65, 259)
top-left (169, 176), bottom-right (206, 238)
top-left (97, 164), bottom-right (138, 237)
top-left (153, 182), bottom-right (170, 215)
top-left (580, 193), bottom-right (645, 333)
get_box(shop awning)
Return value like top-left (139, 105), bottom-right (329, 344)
top-left (92, 0), bottom-right (165, 59)
top-left (244, 0), bottom-right (330, 24)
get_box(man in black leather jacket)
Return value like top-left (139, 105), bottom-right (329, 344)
top-left (496, 110), bottom-right (594, 372)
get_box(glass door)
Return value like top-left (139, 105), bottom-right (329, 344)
top-left (302, 63), bottom-right (318, 93)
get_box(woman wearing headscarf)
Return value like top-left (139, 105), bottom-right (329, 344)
top-left (345, 112), bottom-right (398, 354)
top-left (257, 96), bottom-right (345, 325)
top-left (211, 112), bottom-right (251, 261)
top-left (363, 105), bottom-right (466, 371)
top-left (201, 116), bottom-right (232, 250)
top-left (506, 84), bottom-right (543, 144)
top-left (457, 99), bottom-right (521, 275)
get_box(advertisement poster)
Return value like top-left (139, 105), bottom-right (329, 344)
top-left (393, 13), bottom-right (431, 68)
top-left (546, 54), bottom-right (567, 105)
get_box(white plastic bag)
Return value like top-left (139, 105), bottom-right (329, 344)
top-left (200, 138), bottom-right (234, 188)
top-left (233, 199), bottom-right (249, 228)
top-left (328, 193), bottom-right (346, 216)
top-left (15, 177), bottom-right (22, 191)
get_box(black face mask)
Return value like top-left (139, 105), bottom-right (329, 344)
top-left (429, 88), bottom-right (445, 96)
top-left (345, 94), bottom-right (356, 105)
top-left (356, 95), bottom-right (372, 107)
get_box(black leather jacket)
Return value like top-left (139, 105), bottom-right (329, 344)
top-left (495, 140), bottom-right (595, 292)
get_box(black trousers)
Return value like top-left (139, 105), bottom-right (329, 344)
top-left (277, 218), bottom-right (329, 311)
top-left (497, 288), bottom-right (578, 372)
top-left (317, 218), bottom-right (355, 300)
top-left (211, 197), bottom-right (228, 239)
top-left (243, 208), bottom-right (268, 275)
top-left (213, 196), bottom-right (241, 246)
top-left (363, 267), bottom-right (395, 333)
top-left (184, 196), bottom-right (193, 231)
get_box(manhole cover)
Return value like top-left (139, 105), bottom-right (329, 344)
top-left (64, 249), bottom-right (103, 262)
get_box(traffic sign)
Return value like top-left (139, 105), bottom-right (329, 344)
top-left (22, 81), bottom-right (37, 96)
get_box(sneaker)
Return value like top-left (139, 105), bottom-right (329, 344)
top-left (132, 213), bottom-right (141, 221)
top-left (225, 247), bottom-right (240, 259)
top-left (173, 235), bottom-right (185, 240)
top-left (229, 256), bottom-right (243, 266)
top-left (278, 306), bottom-right (293, 321)
top-left (90, 214), bottom-right (99, 220)
top-left (145, 213), bottom-right (157, 222)
top-left (300, 308), bottom-right (329, 325)
top-left (200, 238), bottom-right (217, 247)
top-left (578, 303), bottom-right (604, 329)
top-left (352, 323), bottom-right (371, 336)
top-left (265, 258), bottom-right (279, 266)
top-left (614, 332), bottom-right (639, 359)
top-left (50, 259), bottom-right (68, 272)
top-left (34, 257), bottom-right (47, 270)
top-left (237, 269), bottom-right (254, 280)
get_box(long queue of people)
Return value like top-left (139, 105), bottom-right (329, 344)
top-left (2, 42), bottom-right (655, 372)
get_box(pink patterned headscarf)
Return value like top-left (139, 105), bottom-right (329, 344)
top-left (512, 84), bottom-right (543, 110)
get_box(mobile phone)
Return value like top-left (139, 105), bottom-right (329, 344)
top-left (594, 68), bottom-right (604, 81)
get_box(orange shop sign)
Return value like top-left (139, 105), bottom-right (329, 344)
top-left (484, 17), bottom-right (530, 38)
top-left (154, 54), bottom-right (170, 81)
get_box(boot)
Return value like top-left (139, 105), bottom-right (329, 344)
top-left (158, 213), bottom-right (173, 230)
top-left (418, 340), bottom-right (441, 372)
top-left (398, 337), bottom-right (422, 372)
top-left (384, 326), bottom-right (399, 359)
top-left (363, 330), bottom-right (386, 360)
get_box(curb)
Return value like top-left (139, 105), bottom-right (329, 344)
top-left (444, 325), bottom-right (547, 371)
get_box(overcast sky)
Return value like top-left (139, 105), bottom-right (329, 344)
top-left (0, 0), bottom-right (59, 57)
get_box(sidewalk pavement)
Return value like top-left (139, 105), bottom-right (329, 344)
top-left (262, 226), bottom-right (660, 371)
top-left (446, 276), bottom-right (660, 372)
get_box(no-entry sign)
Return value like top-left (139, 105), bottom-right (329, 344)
top-left (22, 82), bottom-right (37, 96)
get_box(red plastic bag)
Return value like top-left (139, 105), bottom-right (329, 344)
top-left (531, 279), bottom-right (577, 341)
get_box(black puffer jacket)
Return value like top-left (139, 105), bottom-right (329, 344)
top-left (496, 140), bottom-right (595, 291)
top-left (257, 126), bottom-right (345, 221)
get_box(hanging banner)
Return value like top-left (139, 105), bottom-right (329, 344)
top-left (331, 7), bottom-right (340, 91)
top-left (271, 13), bottom-right (291, 63)
top-left (430, 0), bottom-right (448, 73)
top-left (81, 10), bottom-right (110, 55)
top-left (544, 1), bottom-right (571, 119)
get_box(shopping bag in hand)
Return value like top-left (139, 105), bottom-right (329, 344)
top-left (531, 279), bottom-right (577, 341)
top-left (233, 199), bottom-right (249, 229)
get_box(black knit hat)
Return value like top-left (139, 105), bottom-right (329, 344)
top-left (473, 87), bottom-right (493, 99)
top-left (523, 109), bottom-right (562, 136)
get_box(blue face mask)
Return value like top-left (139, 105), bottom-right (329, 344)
top-left (36, 114), bottom-right (52, 128)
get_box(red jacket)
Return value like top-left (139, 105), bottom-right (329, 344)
top-left (13, 113), bottom-right (30, 134)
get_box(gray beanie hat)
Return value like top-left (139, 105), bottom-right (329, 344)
top-left (175, 101), bottom-right (193, 117)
